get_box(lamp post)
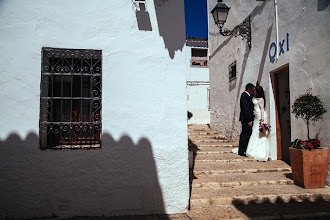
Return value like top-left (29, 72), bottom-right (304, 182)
top-left (211, 0), bottom-right (252, 47)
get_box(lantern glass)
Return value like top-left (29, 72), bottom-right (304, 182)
top-left (211, 3), bottom-right (230, 25)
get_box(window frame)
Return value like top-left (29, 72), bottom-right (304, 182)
top-left (190, 48), bottom-right (209, 67)
top-left (39, 47), bottom-right (102, 150)
top-left (229, 61), bottom-right (237, 82)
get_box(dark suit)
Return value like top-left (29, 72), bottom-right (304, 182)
top-left (238, 92), bottom-right (254, 156)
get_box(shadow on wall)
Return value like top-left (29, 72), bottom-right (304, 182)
top-left (136, 3), bottom-right (152, 31)
top-left (229, 79), bottom-right (236, 92)
top-left (154, 0), bottom-right (186, 59)
top-left (318, 0), bottom-right (330, 11)
top-left (257, 24), bottom-right (273, 84)
top-left (229, 43), bottom-right (251, 140)
top-left (256, 1), bottom-right (273, 83)
top-left (228, 2), bottom-right (269, 140)
top-left (0, 132), bottom-right (167, 219)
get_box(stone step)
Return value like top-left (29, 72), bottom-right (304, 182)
top-left (194, 152), bottom-right (250, 161)
top-left (195, 142), bottom-right (237, 148)
top-left (192, 171), bottom-right (294, 188)
top-left (188, 203), bottom-right (330, 220)
top-left (188, 124), bottom-right (210, 130)
top-left (187, 125), bottom-right (330, 219)
top-left (190, 184), bottom-right (330, 208)
top-left (194, 147), bottom-right (233, 154)
top-left (193, 160), bottom-right (291, 175)
top-left (188, 130), bottom-right (222, 136)
top-left (187, 127), bottom-right (212, 131)
top-left (194, 167), bottom-right (292, 175)
top-left (187, 206), bottom-right (249, 220)
top-left (189, 138), bottom-right (231, 143)
top-left (188, 135), bottom-right (227, 139)
top-left (194, 158), bottom-right (255, 164)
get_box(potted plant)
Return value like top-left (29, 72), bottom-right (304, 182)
top-left (290, 93), bottom-right (328, 188)
top-left (187, 111), bottom-right (193, 120)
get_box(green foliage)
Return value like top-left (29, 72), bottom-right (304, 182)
top-left (292, 93), bottom-right (327, 123)
top-left (292, 93), bottom-right (327, 139)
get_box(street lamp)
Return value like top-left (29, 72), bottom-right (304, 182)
top-left (211, 0), bottom-right (251, 47)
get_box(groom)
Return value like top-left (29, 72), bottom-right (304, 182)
top-left (238, 83), bottom-right (255, 156)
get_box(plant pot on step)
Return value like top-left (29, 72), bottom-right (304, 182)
top-left (289, 147), bottom-right (329, 188)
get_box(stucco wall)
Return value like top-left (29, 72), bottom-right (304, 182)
top-left (0, 0), bottom-right (189, 218)
top-left (186, 42), bottom-right (210, 124)
top-left (208, 0), bottom-right (330, 180)
top-left (187, 84), bottom-right (210, 124)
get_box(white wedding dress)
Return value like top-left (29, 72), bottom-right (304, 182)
top-left (245, 98), bottom-right (270, 161)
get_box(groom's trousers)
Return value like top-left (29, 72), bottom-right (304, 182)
top-left (238, 121), bottom-right (252, 156)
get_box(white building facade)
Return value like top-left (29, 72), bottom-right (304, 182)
top-left (208, 0), bottom-right (330, 182)
top-left (0, 0), bottom-right (189, 218)
top-left (186, 37), bottom-right (210, 124)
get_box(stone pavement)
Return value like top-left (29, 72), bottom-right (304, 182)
top-left (186, 124), bottom-right (330, 219)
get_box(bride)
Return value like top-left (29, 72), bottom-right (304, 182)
top-left (245, 86), bottom-right (270, 161)
top-left (232, 86), bottom-right (270, 162)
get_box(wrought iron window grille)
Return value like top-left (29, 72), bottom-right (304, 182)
top-left (229, 61), bottom-right (237, 82)
top-left (39, 47), bottom-right (102, 150)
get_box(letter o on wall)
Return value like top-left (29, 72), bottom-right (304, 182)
top-left (269, 42), bottom-right (277, 62)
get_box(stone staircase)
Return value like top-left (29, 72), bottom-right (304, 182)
top-left (187, 124), bottom-right (330, 219)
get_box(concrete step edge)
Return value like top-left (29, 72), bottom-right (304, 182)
top-left (190, 192), bottom-right (330, 208)
top-left (192, 179), bottom-right (294, 188)
top-left (194, 158), bottom-right (255, 163)
top-left (196, 144), bottom-right (236, 148)
top-left (190, 140), bottom-right (231, 143)
top-left (188, 135), bottom-right (225, 138)
top-left (188, 206), bottom-right (330, 220)
top-left (188, 131), bottom-right (223, 135)
top-left (194, 168), bottom-right (292, 175)
top-left (188, 136), bottom-right (227, 140)
top-left (251, 212), bottom-right (330, 220)
top-left (188, 135), bottom-right (227, 138)
top-left (197, 151), bottom-right (232, 154)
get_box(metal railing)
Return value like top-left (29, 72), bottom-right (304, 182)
top-left (190, 59), bottom-right (209, 67)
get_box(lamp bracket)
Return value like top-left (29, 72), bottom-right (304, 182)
top-left (217, 16), bottom-right (251, 47)
top-left (132, 0), bottom-right (147, 12)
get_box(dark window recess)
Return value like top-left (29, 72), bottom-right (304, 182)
top-left (191, 48), bottom-right (207, 57)
top-left (191, 48), bottom-right (208, 67)
top-left (39, 47), bottom-right (102, 150)
top-left (229, 61), bottom-right (236, 82)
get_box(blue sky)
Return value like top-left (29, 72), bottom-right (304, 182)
top-left (184, 0), bottom-right (208, 38)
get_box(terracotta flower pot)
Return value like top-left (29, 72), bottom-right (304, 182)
top-left (289, 147), bottom-right (329, 188)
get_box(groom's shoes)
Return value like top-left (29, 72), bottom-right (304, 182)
top-left (239, 153), bottom-right (247, 157)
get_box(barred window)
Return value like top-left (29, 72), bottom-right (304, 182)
top-left (39, 48), bottom-right (102, 150)
top-left (191, 48), bottom-right (208, 67)
top-left (229, 61), bottom-right (236, 82)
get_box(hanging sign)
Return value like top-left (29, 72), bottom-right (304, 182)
top-left (269, 33), bottom-right (289, 62)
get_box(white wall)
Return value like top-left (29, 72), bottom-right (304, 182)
top-left (0, 0), bottom-right (189, 218)
top-left (186, 42), bottom-right (210, 124)
top-left (208, 0), bottom-right (330, 177)
top-left (187, 84), bottom-right (210, 124)
top-left (186, 44), bottom-right (209, 82)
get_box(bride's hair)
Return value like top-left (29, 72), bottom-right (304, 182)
top-left (255, 86), bottom-right (266, 107)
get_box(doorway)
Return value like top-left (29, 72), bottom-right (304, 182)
top-left (271, 65), bottom-right (291, 164)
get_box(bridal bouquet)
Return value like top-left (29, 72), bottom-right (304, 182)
top-left (259, 121), bottom-right (271, 133)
